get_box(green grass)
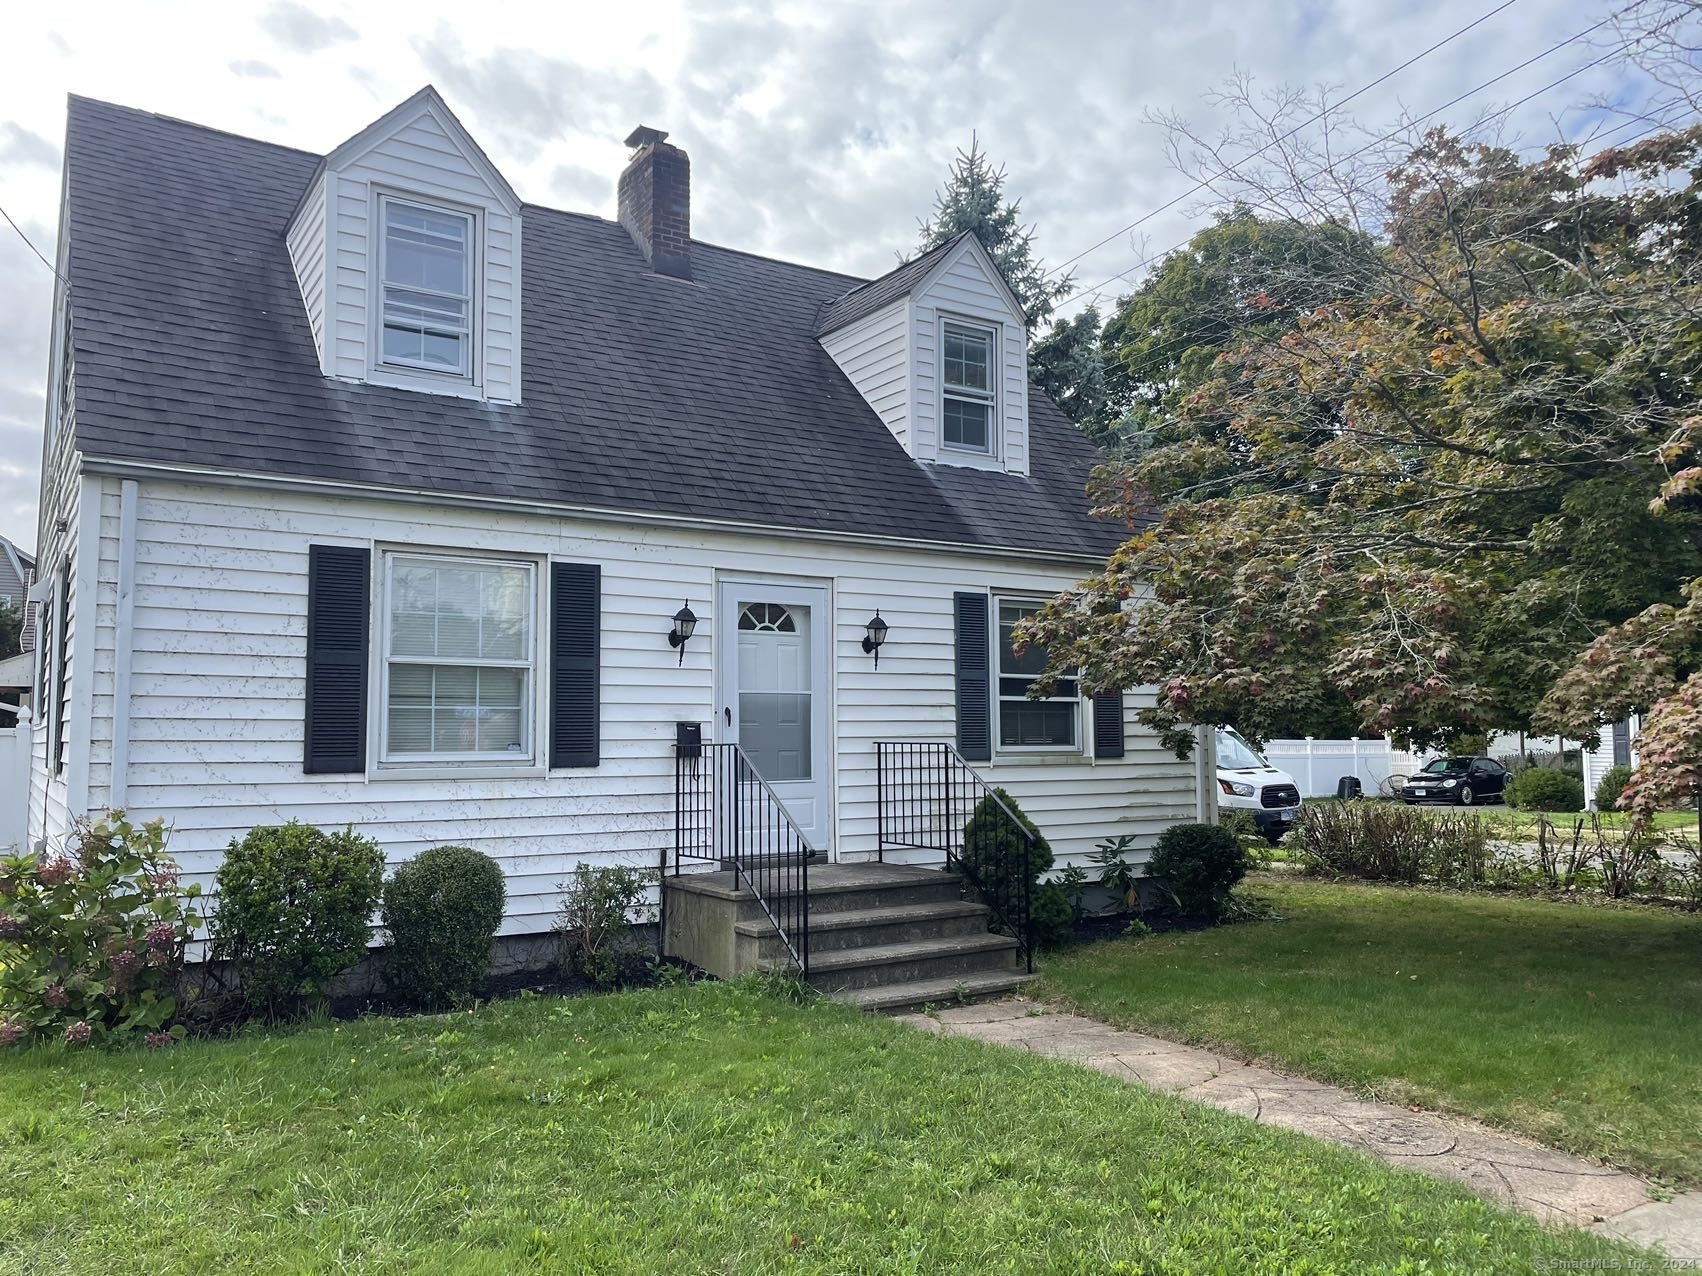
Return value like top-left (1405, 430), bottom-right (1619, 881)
top-left (0, 981), bottom-right (1641, 1273)
top-left (1041, 878), bottom-right (1702, 1185)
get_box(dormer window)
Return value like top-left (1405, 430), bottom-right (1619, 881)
top-left (379, 196), bottom-right (474, 377)
top-left (942, 320), bottom-right (996, 454)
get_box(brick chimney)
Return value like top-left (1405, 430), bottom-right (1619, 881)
top-left (618, 126), bottom-right (691, 280)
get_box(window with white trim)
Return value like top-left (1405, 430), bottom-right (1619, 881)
top-left (996, 598), bottom-right (1079, 751)
top-left (379, 198), bottom-right (474, 377)
top-left (381, 553), bottom-right (535, 763)
top-left (942, 321), bottom-right (996, 454)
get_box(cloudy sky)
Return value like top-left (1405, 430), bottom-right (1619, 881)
top-left (0, 0), bottom-right (1672, 549)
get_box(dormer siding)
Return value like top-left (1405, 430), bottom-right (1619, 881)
top-left (820, 297), bottom-right (911, 453)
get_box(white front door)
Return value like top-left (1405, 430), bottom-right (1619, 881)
top-left (716, 579), bottom-right (831, 852)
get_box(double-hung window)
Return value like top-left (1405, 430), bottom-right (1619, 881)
top-left (996, 598), bottom-right (1079, 750)
top-left (381, 553), bottom-right (535, 764)
top-left (379, 198), bottom-right (474, 377)
top-left (942, 321), bottom-right (996, 454)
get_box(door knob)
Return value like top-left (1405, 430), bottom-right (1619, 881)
top-left (723, 707), bottom-right (732, 725)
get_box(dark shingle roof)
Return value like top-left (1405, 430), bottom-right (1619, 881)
top-left (63, 97), bottom-right (1123, 560)
top-left (813, 234), bottom-right (964, 336)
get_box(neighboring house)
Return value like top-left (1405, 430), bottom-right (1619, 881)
top-left (27, 89), bottom-right (1207, 992)
top-left (1582, 717), bottom-right (1641, 809)
top-left (0, 534), bottom-right (33, 653)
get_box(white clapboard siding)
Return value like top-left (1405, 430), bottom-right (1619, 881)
top-left (65, 478), bottom-right (1193, 937)
top-left (820, 298), bottom-right (911, 452)
top-left (284, 168), bottom-right (328, 370)
top-left (912, 241), bottom-right (1030, 474)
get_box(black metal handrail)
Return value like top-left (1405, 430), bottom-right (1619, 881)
top-left (673, 741), bottom-right (811, 976)
top-left (874, 741), bottom-right (1036, 973)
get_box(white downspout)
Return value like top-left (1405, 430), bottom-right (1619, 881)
top-left (109, 479), bottom-right (139, 811)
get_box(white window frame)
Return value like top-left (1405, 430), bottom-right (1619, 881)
top-left (940, 318), bottom-right (999, 457)
top-left (376, 550), bottom-right (540, 769)
top-left (993, 595), bottom-right (1082, 756)
top-left (374, 194), bottom-right (478, 382)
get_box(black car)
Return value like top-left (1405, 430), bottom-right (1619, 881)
top-left (1400, 756), bottom-right (1509, 806)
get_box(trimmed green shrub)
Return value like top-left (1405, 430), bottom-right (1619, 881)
top-left (382, 846), bottom-right (506, 1009)
top-left (1447, 731), bottom-right (1493, 757)
top-left (1148, 823), bottom-right (1249, 921)
top-left (211, 821), bottom-right (385, 1015)
top-left (1506, 767), bottom-right (1585, 813)
top-left (0, 812), bottom-right (200, 1049)
top-left (961, 788), bottom-right (1054, 945)
top-left (556, 864), bottom-right (653, 989)
top-left (1596, 764), bottom-right (1635, 813)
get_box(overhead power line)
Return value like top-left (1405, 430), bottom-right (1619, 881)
top-left (1091, 103), bottom-right (1696, 404)
top-left (0, 202), bottom-right (66, 287)
top-left (1045, 0), bottom-right (1531, 279)
top-left (1059, 10), bottom-right (1663, 309)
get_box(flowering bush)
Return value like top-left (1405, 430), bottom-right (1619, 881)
top-left (0, 812), bottom-right (200, 1048)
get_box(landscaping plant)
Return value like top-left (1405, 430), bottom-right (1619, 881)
top-left (1147, 823), bottom-right (1248, 921)
top-left (1505, 767), bottom-right (1586, 813)
top-left (0, 811), bottom-right (200, 1048)
top-left (1088, 833), bottom-right (1140, 912)
top-left (961, 787), bottom-right (1066, 946)
top-left (556, 863), bottom-right (653, 989)
top-left (381, 845), bottom-right (506, 1009)
top-left (210, 821), bottom-right (385, 1016)
top-left (1595, 764), bottom-right (1635, 814)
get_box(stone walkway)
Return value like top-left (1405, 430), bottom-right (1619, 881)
top-left (896, 1000), bottom-right (1702, 1260)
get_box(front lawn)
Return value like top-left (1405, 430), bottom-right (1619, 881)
top-left (1041, 878), bottom-right (1702, 1185)
top-left (0, 981), bottom-right (1638, 1273)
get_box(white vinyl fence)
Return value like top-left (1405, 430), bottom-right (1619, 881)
top-left (0, 710), bottom-right (28, 852)
top-left (1261, 737), bottom-right (1401, 798)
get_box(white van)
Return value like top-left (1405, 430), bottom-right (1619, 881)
top-left (1215, 728), bottom-right (1303, 844)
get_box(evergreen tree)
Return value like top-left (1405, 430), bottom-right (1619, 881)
top-left (1029, 306), bottom-right (1110, 439)
top-left (915, 135), bottom-right (1073, 332)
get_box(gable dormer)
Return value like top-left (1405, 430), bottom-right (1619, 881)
top-left (818, 232), bottom-right (1030, 476)
top-left (287, 87), bottom-right (522, 404)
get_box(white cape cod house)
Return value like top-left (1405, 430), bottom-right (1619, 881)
top-left (27, 89), bottom-right (1208, 1003)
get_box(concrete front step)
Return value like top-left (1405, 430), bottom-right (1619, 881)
top-left (832, 971), bottom-right (1038, 1013)
top-left (790, 932), bottom-right (1020, 992)
top-left (735, 900), bottom-right (992, 958)
top-left (668, 863), bottom-right (968, 927)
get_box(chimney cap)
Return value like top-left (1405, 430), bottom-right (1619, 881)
top-left (624, 125), bottom-right (670, 151)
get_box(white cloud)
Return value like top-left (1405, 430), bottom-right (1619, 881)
top-left (0, 123), bottom-right (59, 170)
top-left (0, 0), bottom-right (1678, 548)
top-left (259, 1), bottom-right (356, 54)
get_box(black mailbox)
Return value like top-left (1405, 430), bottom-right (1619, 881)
top-left (675, 721), bottom-right (703, 759)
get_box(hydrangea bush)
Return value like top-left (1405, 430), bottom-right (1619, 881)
top-left (0, 812), bottom-right (201, 1048)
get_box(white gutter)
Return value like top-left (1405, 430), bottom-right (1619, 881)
top-left (109, 478), bottom-right (139, 810)
top-left (80, 456), bottom-right (1113, 570)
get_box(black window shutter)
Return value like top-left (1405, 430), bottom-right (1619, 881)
top-left (304, 545), bottom-right (370, 774)
top-left (550, 562), bottom-right (600, 768)
top-left (954, 592), bottom-right (992, 762)
top-left (1092, 691), bottom-right (1126, 760)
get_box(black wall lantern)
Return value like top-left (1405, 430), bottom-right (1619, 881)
top-left (862, 610), bottom-right (890, 669)
top-left (668, 600), bottom-right (697, 665)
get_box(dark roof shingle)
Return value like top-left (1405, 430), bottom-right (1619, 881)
top-left (63, 97), bottom-right (1122, 560)
top-left (813, 234), bottom-right (964, 336)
